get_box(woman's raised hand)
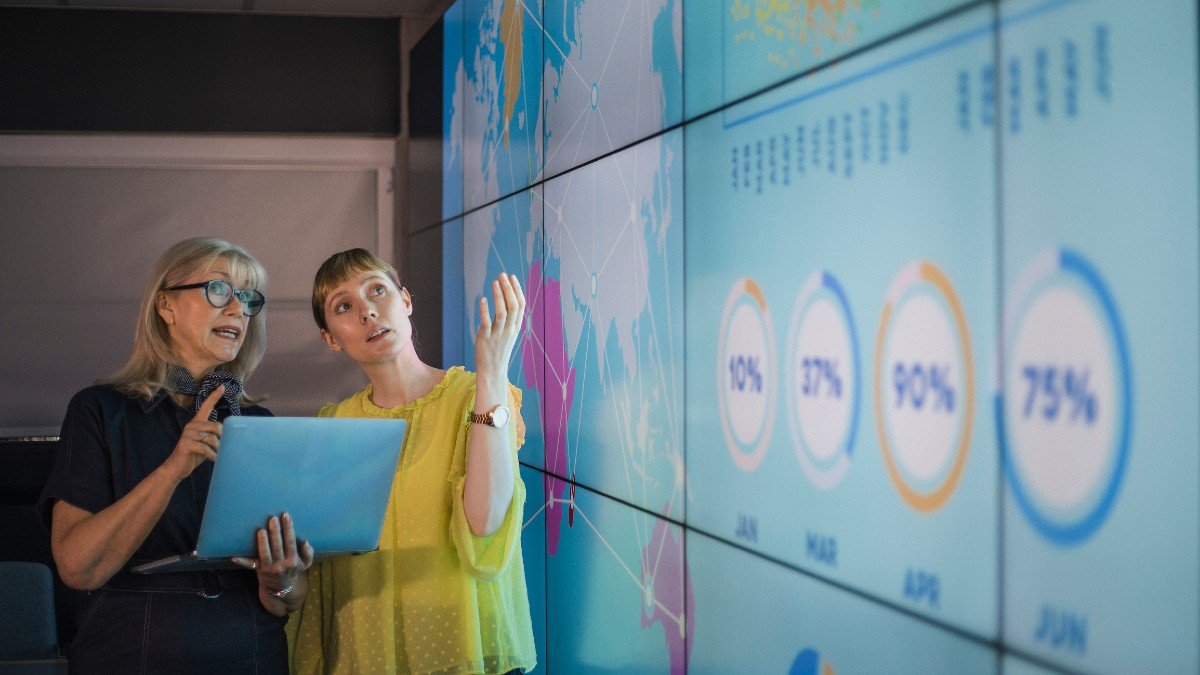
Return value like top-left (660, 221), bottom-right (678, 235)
top-left (162, 385), bottom-right (224, 483)
top-left (474, 273), bottom-right (527, 381)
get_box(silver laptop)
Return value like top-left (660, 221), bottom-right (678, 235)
top-left (132, 416), bottom-right (407, 574)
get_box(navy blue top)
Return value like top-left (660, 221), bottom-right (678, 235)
top-left (37, 385), bottom-right (289, 673)
top-left (38, 384), bottom-right (273, 566)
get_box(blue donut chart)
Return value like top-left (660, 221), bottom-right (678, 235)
top-left (786, 270), bottom-right (862, 490)
top-left (999, 247), bottom-right (1133, 546)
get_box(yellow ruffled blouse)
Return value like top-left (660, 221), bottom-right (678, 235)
top-left (287, 366), bottom-right (536, 674)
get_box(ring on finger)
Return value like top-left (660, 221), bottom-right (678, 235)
top-left (199, 431), bottom-right (208, 441)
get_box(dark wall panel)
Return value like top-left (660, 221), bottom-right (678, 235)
top-left (407, 16), bottom-right (441, 139)
top-left (405, 223), bottom-right (443, 368)
top-left (0, 8), bottom-right (399, 134)
top-left (405, 17), bottom-right (443, 232)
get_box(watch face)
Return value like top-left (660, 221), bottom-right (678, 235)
top-left (491, 405), bottom-right (510, 428)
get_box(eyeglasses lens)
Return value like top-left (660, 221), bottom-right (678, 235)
top-left (203, 280), bottom-right (233, 307)
top-left (200, 280), bottom-right (264, 316)
top-left (235, 290), bottom-right (266, 316)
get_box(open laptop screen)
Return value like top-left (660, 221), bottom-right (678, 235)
top-left (133, 416), bottom-right (406, 574)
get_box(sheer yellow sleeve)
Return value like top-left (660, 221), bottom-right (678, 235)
top-left (449, 385), bottom-right (526, 580)
top-left (450, 472), bottom-right (526, 580)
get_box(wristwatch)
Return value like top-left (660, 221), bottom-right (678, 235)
top-left (469, 404), bottom-right (510, 429)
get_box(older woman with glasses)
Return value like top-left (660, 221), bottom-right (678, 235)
top-left (38, 237), bottom-right (313, 673)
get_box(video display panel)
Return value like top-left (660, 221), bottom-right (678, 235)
top-left (443, 0), bottom-right (1200, 670)
top-left (685, 4), bottom-right (998, 638)
top-left (998, 0), bottom-right (1200, 671)
top-left (541, 129), bottom-right (684, 516)
top-left (542, 0), bottom-right (682, 178)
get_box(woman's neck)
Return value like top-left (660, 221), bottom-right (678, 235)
top-left (174, 356), bottom-right (217, 383)
top-left (168, 359), bottom-right (217, 408)
top-left (363, 353), bottom-right (443, 409)
top-left (169, 392), bottom-right (195, 409)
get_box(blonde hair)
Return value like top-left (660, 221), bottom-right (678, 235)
top-left (311, 248), bottom-right (402, 332)
top-left (104, 237), bottom-right (269, 404)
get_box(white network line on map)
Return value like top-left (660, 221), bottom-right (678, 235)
top-left (526, 497), bottom-right (685, 629)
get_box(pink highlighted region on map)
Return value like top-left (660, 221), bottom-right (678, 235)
top-left (521, 260), bottom-right (574, 555)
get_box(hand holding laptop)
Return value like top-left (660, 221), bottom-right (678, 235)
top-left (231, 511), bottom-right (315, 598)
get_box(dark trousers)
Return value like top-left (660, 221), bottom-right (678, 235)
top-left (69, 585), bottom-right (286, 674)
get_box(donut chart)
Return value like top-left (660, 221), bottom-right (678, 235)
top-left (785, 270), bottom-right (861, 491)
top-left (874, 261), bottom-right (975, 513)
top-left (999, 247), bottom-right (1131, 546)
top-left (718, 277), bottom-right (778, 472)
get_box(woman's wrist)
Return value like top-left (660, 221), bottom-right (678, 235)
top-left (473, 372), bottom-right (509, 410)
top-left (150, 462), bottom-right (186, 489)
top-left (259, 573), bottom-right (307, 614)
top-left (262, 577), bottom-right (296, 598)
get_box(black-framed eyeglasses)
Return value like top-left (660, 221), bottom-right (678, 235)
top-left (163, 279), bottom-right (266, 316)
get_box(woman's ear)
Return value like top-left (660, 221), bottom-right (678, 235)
top-left (156, 291), bottom-right (175, 326)
top-left (401, 287), bottom-right (413, 316)
top-left (320, 329), bottom-right (342, 353)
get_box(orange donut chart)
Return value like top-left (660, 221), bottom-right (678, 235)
top-left (873, 261), bottom-right (975, 513)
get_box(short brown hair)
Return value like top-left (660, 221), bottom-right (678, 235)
top-left (311, 248), bottom-right (401, 332)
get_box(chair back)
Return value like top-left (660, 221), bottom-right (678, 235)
top-left (0, 562), bottom-right (59, 660)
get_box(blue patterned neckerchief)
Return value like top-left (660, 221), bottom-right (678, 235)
top-left (166, 366), bottom-right (243, 421)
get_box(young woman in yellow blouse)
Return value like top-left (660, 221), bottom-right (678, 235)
top-left (287, 248), bottom-right (536, 674)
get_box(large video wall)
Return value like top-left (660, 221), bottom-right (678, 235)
top-left (438, 1), bottom-right (1200, 672)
